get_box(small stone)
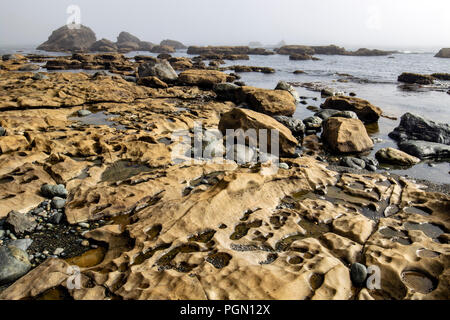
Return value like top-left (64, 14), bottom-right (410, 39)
top-left (279, 163), bottom-right (289, 170)
top-left (40, 184), bottom-right (68, 199)
top-left (51, 197), bottom-right (66, 209)
top-left (81, 240), bottom-right (90, 247)
top-left (9, 233), bottom-right (17, 240)
top-left (49, 211), bottom-right (64, 224)
top-left (77, 109), bottom-right (92, 117)
top-left (32, 73), bottom-right (49, 80)
top-left (0, 230), bottom-right (4, 238)
top-left (350, 263), bottom-right (368, 287)
top-left (42, 250), bottom-right (49, 255)
top-left (53, 248), bottom-right (64, 256)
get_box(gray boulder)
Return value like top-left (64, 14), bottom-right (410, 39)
top-left (8, 238), bottom-right (33, 251)
top-left (5, 211), bottom-right (37, 235)
top-left (275, 81), bottom-right (301, 103)
top-left (77, 109), bottom-right (92, 117)
top-left (51, 197), bottom-right (66, 209)
top-left (0, 246), bottom-right (31, 285)
top-left (315, 109), bottom-right (358, 120)
top-left (303, 116), bottom-right (322, 131)
top-left (40, 184), bottom-right (68, 198)
top-left (273, 115), bottom-right (305, 138)
top-left (137, 59), bottom-right (178, 82)
top-left (398, 140), bottom-right (450, 159)
top-left (341, 157), bottom-right (366, 170)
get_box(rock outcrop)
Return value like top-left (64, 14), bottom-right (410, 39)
top-left (160, 39), bottom-right (186, 49)
top-left (321, 117), bottom-right (374, 153)
top-left (321, 96), bottom-right (382, 123)
top-left (398, 73), bottom-right (435, 85)
top-left (37, 25), bottom-right (97, 52)
top-left (219, 108), bottom-right (299, 156)
top-left (389, 113), bottom-right (450, 145)
top-left (178, 69), bottom-right (232, 88)
top-left (0, 63), bottom-right (449, 301)
top-left (89, 39), bottom-right (118, 52)
top-left (277, 45), bottom-right (395, 56)
top-left (435, 48), bottom-right (450, 58)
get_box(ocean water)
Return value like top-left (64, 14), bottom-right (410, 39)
top-left (1, 47), bottom-right (449, 184)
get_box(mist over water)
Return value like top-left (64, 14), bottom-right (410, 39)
top-left (1, 0), bottom-right (450, 49)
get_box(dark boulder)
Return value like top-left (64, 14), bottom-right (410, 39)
top-left (389, 113), bottom-right (450, 145)
top-left (398, 73), bottom-right (434, 85)
top-left (398, 140), bottom-right (450, 159)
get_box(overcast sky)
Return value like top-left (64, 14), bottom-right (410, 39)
top-left (1, 0), bottom-right (449, 49)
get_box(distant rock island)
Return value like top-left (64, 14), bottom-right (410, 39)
top-left (276, 45), bottom-right (397, 57)
top-left (37, 25), bottom-right (186, 54)
top-left (37, 25), bottom-right (399, 58)
top-left (435, 48), bottom-right (450, 58)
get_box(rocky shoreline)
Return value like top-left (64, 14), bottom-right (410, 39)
top-left (0, 41), bottom-right (449, 300)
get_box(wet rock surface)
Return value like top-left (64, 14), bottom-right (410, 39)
top-left (0, 59), bottom-right (448, 300)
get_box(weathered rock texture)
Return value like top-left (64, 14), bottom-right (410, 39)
top-left (322, 117), bottom-right (374, 153)
top-left (37, 25), bottom-right (97, 52)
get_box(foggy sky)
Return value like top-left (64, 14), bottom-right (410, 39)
top-left (1, 0), bottom-right (449, 49)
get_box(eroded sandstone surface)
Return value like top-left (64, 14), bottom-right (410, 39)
top-left (0, 61), bottom-right (448, 300)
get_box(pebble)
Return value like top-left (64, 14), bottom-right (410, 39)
top-left (81, 240), bottom-right (90, 247)
top-left (279, 163), bottom-right (289, 170)
top-left (0, 230), bottom-right (4, 238)
top-left (51, 197), bottom-right (66, 209)
top-left (350, 263), bottom-right (368, 287)
top-left (77, 109), bottom-right (92, 117)
top-left (78, 222), bottom-right (90, 229)
top-left (53, 248), bottom-right (64, 256)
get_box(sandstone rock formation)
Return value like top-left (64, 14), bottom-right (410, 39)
top-left (37, 25), bottom-right (97, 52)
top-left (219, 108), bottom-right (299, 156)
top-left (321, 117), bottom-right (374, 153)
top-left (0, 63), bottom-right (448, 301)
top-left (236, 86), bottom-right (297, 116)
top-left (375, 148), bottom-right (420, 166)
top-left (321, 96), bottom-right (382, 123)
top-left (178, 69), bottom-right (232, 88)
